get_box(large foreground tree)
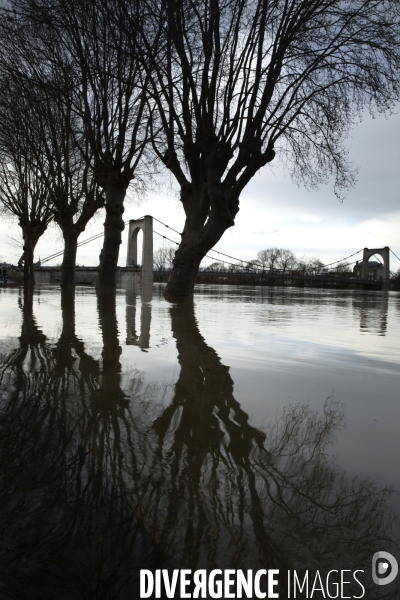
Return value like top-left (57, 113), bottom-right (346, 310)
top-left (129, 0), bottom-right (400, 297)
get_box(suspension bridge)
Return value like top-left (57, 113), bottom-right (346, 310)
top-left (36, 215), bottom-right (399, 290)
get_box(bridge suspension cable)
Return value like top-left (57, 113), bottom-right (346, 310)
top-left (153, 230), bottom-right (239, 268)
top-left (390, 248), bottom-right (400, 262)
top-left (153, 217), bottom-right (371, 270)
top-left (319, 249), bottom-right (363, 269)
top-left (40, 217), bottom-right (146, 264)
top-left (40, 212), bottom-right (398, 273)
top-left (152, 217), bottom-right (262, 268)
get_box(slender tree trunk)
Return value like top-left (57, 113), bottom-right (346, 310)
top-left (61, 232), bottom-right (79, 287)
top-left (28, 248), bottom-right (35, 284)
top-left (22, 233), bottom-right (35, 285)
top-left (97, 182), bottom-right (128, 287)
top-left (23, 259), bottom-right (29, 284)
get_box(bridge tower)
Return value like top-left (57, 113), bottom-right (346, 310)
top-left (126, 216), bottom-right (153, 283)
top-left (361, 247), bottom-right (390, 290)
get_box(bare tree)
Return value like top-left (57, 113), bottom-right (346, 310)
top-left (1, 66), bottom-right (105, 286)
top-left (6, 0), bottom-right (154, 286)
top-left (207, 261), bottom-right (222, 271)
top-left (29, 80), bottom-right (105, 287)
top-left (125, 0), bottom-right (400, 298)
top-left (0, 81), bottom-right (54, 283)
top-left (153, 246), bottom-right (176, 271)
top-left (297, 256), bottom-right (325, 273)
top-left (0, 7), bottom-right (109, 286)
top-left (276, 248), bottom-right (297, 274)
top-left (227, 261), bottom-right (243, 272)
top-left (257, 248), bottom-right (281, 271)
top-left (31, 91), bottom-right (105, 287)
top-left (334, 261), bottom-right (352, 274)
top-left (0, 158), bottom-right (53, 283)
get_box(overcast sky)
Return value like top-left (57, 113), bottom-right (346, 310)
top-left (1, 109), bottom-right (399, 272)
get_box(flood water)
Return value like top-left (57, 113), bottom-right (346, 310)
top-left (0, 283), bottom-right (399, 599)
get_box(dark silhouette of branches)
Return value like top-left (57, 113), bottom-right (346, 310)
top-left (2, 0), bottom-right (155, 286)
top-left (0, 25), bottom-right (106, 286)
top-left (136, 301), bottom-right (399, 597)
top-left (120, 0), bottom-right (400, 297)
top-left (0, 81), bottom-right (54, 282)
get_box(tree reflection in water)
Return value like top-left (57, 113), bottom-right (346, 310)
top-left (0, 286), bottom-right (398, 599)
top-left (0, 286), bottom-right (166, 599)
top-left (147, 302), bottom-right (399, 597)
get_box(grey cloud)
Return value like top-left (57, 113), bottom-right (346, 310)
top-left (244, 110), bottom-right (400, 223)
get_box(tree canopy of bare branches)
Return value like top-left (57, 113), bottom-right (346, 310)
top-left (256, 248), bottom-right (280, 270)
top-left (123, 0), bottom-right (400, 297)
top-left (1, 0), bottom-right (154, 285)
top-left (0, 79), bottom-right (54, 282)
top-left (0, 32), bottom-right (107, 286)
top-left (1, 0), bottom-right (399, 294)
top-left (153, 246), bottom-right (176, 271)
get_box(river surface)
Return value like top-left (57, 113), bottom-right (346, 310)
top-left (0, 283), bottom-right (399, 599)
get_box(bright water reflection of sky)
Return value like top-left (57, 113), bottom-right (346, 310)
top-left (189, 287), bottom-right (400, 492)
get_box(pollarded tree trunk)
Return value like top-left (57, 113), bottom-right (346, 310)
top-left (21, 222), bottom-right (50, 285)
top-left (164, 184), bottom-right (238, 299)
top-left (55, 189), bottom-right (105, 287)
top-left (23, 259), bottom-right (30, 284)
top-left (164, 240), bottom-right (204, 298)
top-left (61, 232), bottom-right (79, 288)
top-left (28, 246), bottom-right (35, 284)
top-left (97, 180), bottom-right (129, 288)
top-left (22, 231), bottom-right (35, 285)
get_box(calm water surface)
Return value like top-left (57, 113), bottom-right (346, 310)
top-left (0, 283), bottom-right (399, 599)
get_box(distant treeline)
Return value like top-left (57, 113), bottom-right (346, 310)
top-left (154, 247), bottom-right (352, 274)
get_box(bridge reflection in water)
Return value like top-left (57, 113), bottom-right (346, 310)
top-left (0, 285), bottom-right (398, 599)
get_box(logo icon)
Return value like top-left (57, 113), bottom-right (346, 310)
top-left (372, 551), bottom-right (398, 586)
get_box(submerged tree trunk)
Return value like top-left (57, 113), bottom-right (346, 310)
top-left (55, 187), bottom-right (105, 288)
top-left (22, 231), bottom-right (35, 285)
top-left (164, 242), bottom-right (204, 298)
top-left (61, 232), bottom-right (79, 287)
top-left (97, 181), bottom-right (128, 287)
top-left (23, 259), bottom-right (30, 284)
top-left (20, 221), bottom-right (50, 285)
top-left (164, 185), bottom-right (238, 299)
